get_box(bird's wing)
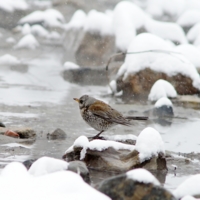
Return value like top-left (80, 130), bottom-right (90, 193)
top-left (89, 101), bottom-right (131, 126)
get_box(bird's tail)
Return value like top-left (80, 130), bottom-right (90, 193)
top-left (125, 116), bottom-right (148, 121)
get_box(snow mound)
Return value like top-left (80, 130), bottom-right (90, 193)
top-left (154, 97), bottom-right (173, 108)
top-left (145, 18), bottom-right (187, 44)
top-left (126, 168), bottom-right (160, 185)
top-left (22, 23), bottom-right (31, 35)
top-left (0, 0), bottom-right (28, 12)
top-left (31, 24), bottom-right (49, 37)
top-left (0, 162), bottom-right (110, 200)
top-left (65, 10), bottom-right (86, 30)
top-left (117, 33), bottom-right (200, 91)
top-left (174, 44), bottom-right (200, 68)
top-left (173, 174), bottom-right (200, 199)
top-left (148, 79), bottom-right (177, 101)
top-left (84, 10), bottom-right (113, 35)
top-left (0, 54), bottom-right (20, 65)
top-left (28, 157), bottom-right (69, 176)
top-left (177, 10), bottom-right (200, 27)
top-left (187, 23), bottom-right (200, 42)
top-left (6, 37), bottom-right (16, 44)
top-left (63, 61), bottom-right (80, 70)
top-left (46, 31), bottom-right (61, 40)
top-left (65, 135), bottom-right (135, 160)
top-left (15, 34), bottom-right (39, 49)
top-left (181, 196), bottom-right (197, 200)
top-left (112, 1), bottom-right (146, 51)
top-left (108, 80), bottom-right (117, 93)
top-left (135, 127), bottom-right (165, 162)
top-left (19, 9), bottom-right (65, 28)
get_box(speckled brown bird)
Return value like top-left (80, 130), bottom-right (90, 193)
top-left (74, 95), bottom-right (148, 138)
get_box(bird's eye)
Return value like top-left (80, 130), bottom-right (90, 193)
top-left (80, 100), bottom-right (83, 104)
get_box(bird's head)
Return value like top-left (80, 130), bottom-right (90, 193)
top-left (73, 95), bottom-right (96, 109)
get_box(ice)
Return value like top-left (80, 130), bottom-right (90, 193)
top-left (14, 34), bottom-right (39, 49)
top-left (126, 168), bottom-right (160, 185)
top-left (148, 79), bottom-right (177, 101)
top-left (135, 127), bottom-right (165, 162)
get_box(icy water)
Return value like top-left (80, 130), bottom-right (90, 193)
top-left (0, 51), bottom-right (200, 190)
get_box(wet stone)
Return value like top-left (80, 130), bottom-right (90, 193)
top-left (98, 173), bottom-right (177, 200)
top-left (23, 159), bottom-right (37, 170)
top-left (68, 161), bottom-right (90, 184)
top-left (47, 128), bottom-right (67, 140)
top-left (153, 105), bottom-right (174, 117)
top-left (0, 122), bottom-right (5, 127)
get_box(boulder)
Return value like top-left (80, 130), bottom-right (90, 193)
top-left (98, 168), bottom-right (176, 200)
top-left (116, 68), bottom-right (200, 98)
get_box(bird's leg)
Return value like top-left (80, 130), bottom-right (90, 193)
top-left (92, 130), bottom-right (104, 139)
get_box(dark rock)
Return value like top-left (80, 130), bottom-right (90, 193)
top-left (116, 68), bottom-right (200, 98)
top-left (153, 105), bottom-right (174, 117)
top-left (62, 67), bottom-right (108, 85)
top-left (47, 128), bottom-right (67, 140)
top-left (23, 159), bottom-right (36, 169)
top-left (98, 172), bottom-right (176, 200)
top-left (68, 161), bottom-right (90, 184)
top-left (0, 122), bottom-right (5, 127)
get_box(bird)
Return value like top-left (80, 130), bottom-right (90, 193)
top-left (73, 95), bottom-right (148, 139)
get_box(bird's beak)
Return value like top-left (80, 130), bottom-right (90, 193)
top-left (73, 98), bottom-right (80, 103)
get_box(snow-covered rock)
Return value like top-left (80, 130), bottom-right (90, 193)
top-left (173, 174), bottom-right (200, 199)
top-left (63, 61), bottom-right (80, 70)
top-left (84, 10), bottom-right (113, 35)
top-left (28, 157), bottom-right (69, 176)
top-left (154, 97), bottom-right (173, 108)
top-left (135, 127), bottom-right (165, 162)
top-left (46, 31), bottom-right (61, 40)
top-left (31, 24), bottom-right (49, 37)
top-left (19, 9), bottom-right (65, 28)
top-left (0, 162), bottom-right (110, 200)
top-left (22, 23), bottom-right (31, 35)
top-left (0, 0), bottom-right (28, 12)
top-left (187, 23), bottom-right (200, 42)
top-left (0, 54), bottom-right (20, 65)
top-left (148, 79), bottom-right (177, 101)
top-left (14, 34), bottom-right (39, 49)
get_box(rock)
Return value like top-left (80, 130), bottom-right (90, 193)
top-left (98, 168), bottom-right (176, 200)
top-left (0, 122), bottom-right (6, 127)
top-left (4, 130), bottom-right (19, 138)
top-left (47, 128), bottom-right (67, 140)
top-left (116, 68), bottom-right (200, 99)
top-left (68, 161), bottom-right (90, 184)
top-left (23, 159), bottom-right (36, 169)
top-left (0, 127), bottom-right (36, 139)
top-left (63, 133), bottom-right (167, 172)
top-left (62, 67), bottom-right (108, 85)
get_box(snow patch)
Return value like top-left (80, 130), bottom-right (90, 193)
top-left (187, 23), bottom-right (200, 42)
top-left (154, 97), bottom-right (173, 108)
top-left (0, 54), bottom-right (20, 65)
top-left (15, 34), bottom-right (39, 49)
top-left (148, 79), bottom-right (177, 101)
top-left (126, 168), bottom-right (160, 185)
top-left (135, 127), bottom-right (165, 162)
top-left (31, 24), bottom-right (49, 37)
top-left (29, 157), bottom-right (69, 176)
top-left (173, 174), bottom-right (200, 199)
top-left (0, 0), bottom-right (28, 12)
top-left (22, 23), bottom-right (31, 35)
top-left (63, 62), bottom-right (80, 70)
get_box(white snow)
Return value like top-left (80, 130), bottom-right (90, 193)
top-left (148, 79), bottom-right (177, 101)
top-left (6, 37), bottom-right (16, 44)
top-left (154, 97), bottom-right (173, 108)
top-left (126, 168), bottom-right (160, 186)
top-left (173, 174), bottom-right (200, 199)
top-left (22, 23), bottom-right (31, 35)
top-left (65, 135), bottom-right (135, 160)
top-left (28, 157), bottom-right (69, 176)
top-left (19, 9), bottom-right (65, 28)
top-left (112, 1), bottom-right (145, 51)
top-left (177, 10), bottom-right (200, 27)
top-left (0, 162), bottom-right (110, 200)
top-left (187, 23), bottom-right (200, 42)
top-left (117, 33), bottom-right (200, 91)
top-left (108, 80), bottom-right (117, 93)
top-left (46, 31), bottom-right (61, 40)
top-left (1, 143), bottom-right (32, 149)
top-left (14, 34), bottom-right (39, 49)
top-left (104, 134), bottom-right (137, 142)
top-left (63, 61), bottom-right (80, 70)
top-left (174, 44), bottom-right (200, 68)
top-left (0, 0), bottom-right (28, 12)
top-left (84, 10), bottom-right (113, 35)
top-left (0, 54), bottom-right (20, 65)
top-left (181, 196), bottom-right (198, 200)
top-left (31, 24), bottom-right (49, 37)
top-left (135, 127), bottom-right (165, 162)
top-left (145, 18), bottom-right (187, 44)
top-left (65, 10), bottom-right (86, 30)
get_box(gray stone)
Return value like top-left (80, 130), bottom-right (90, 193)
top-left (0, 122), bottom-right (5, 127)
top-left (47, 128), bottom-right (67, 140)
top-left (153, 105), bottom-right (174, 117)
